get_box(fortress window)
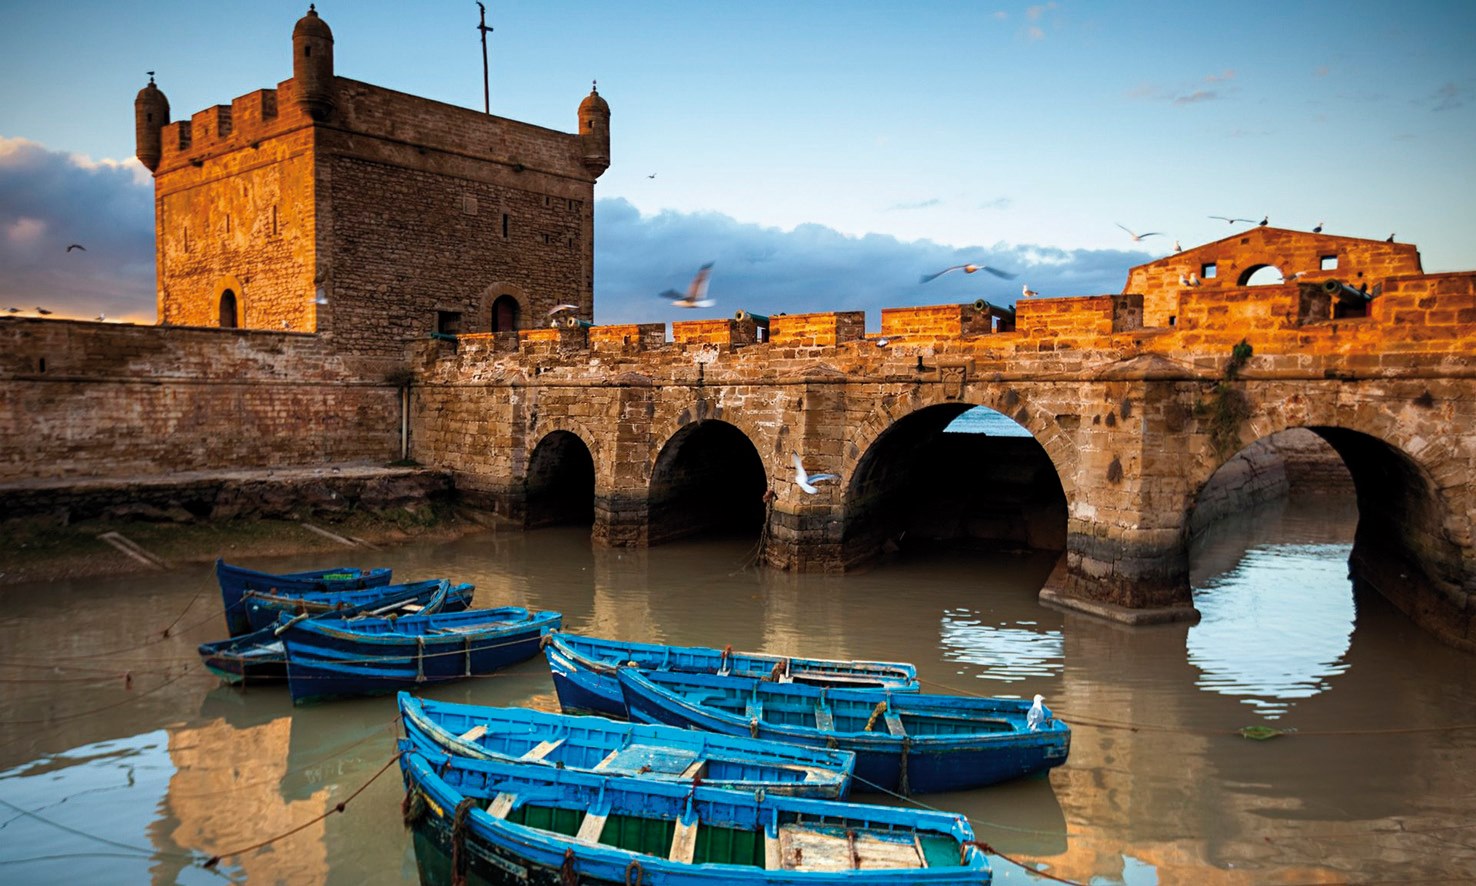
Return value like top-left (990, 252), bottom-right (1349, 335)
top-left (271, 205), bottom-right (278, 237)
top-left (1321, 255), bottom-right (1338, 271)
top-left (502, 213), bottom-right (509, 239)
top-left (1201, 262), bottom-right (1217, 279)
top-left (219, 290), bottom-right (238, 328)
top-left (437, 310), bottom-right (462, 336)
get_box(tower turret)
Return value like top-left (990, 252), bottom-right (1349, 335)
top-left (578, 82), bottom-right (610, 178)
top-left (292, 4), bottom-right (335, 121)
top-left (134, 74), bottom-right (170, 172)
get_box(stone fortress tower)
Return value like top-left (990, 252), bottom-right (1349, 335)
top-left (134, 5), bottom-right (609, 356)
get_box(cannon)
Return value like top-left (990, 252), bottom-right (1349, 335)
top-left (734, 309), bottom-right (770, 328)
top-left (1322, 278), bottom-right (1372, 304)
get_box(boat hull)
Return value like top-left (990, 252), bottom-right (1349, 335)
top-left (216, 558), bottom-right (392, 636)
top-left (282, 607), bottom-right (561, 704)
top-left (240, 579), bottom-right (473, 633)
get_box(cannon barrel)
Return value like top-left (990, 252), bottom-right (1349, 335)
top-left (735, 309), bottom-right (770, 327)
top-left (972, 298), bottom-right (1016, 317)
top-left (562, 316), bottom-right (594, 329)
top-left (1322, 278), bottom-right (1371, 304)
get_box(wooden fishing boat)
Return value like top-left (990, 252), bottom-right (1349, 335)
top-left (216, 557), bottom-right (392, 636)
top-left (240, 577), bottom-right (473, 633)
top-left (400, 749), bottom-right (991, 885)
top-left (198, 579), bottom-right (471, 685)
top-left (281, 606), bottom-right (561, 704)
top-left (543, 631), bottom-right (919, 718)
top-left (618, 670), bottom-right (1070, 795)
top-left (398, 692), bottom-right (857, 799)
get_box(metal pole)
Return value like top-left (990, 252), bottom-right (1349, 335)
top-left (476, 2), bottom-right (492, 114)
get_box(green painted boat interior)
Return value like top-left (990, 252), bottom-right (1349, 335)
top-left (597, 812), bottom-right (677, 857)
top-left (693, 822), bottom-right (767, 867)
top-left (505, 803), bottom-right (582, 837)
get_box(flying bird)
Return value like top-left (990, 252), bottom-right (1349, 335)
top-left (919, 263), bottom-right (1017, 284)
top-left (660, 262), bottom-right (715, 308)
top-left (95, 313), bottom-right (106, 321)
top-left (1026, 694), bottom-right (1051, 731)
top-left (791, 452), bottom-right (839, 495)
top-left (5, 307), bottom-right (19, 314)
top-left (1021, 284), bottom-right (1039, 299)
top-left (647, 173), bottom-right (657, 179)
top-left (546, 303), bottom-right (579, 317)
top-left (66, 243), bottom-right (86, 252)
top-left (1312, 221), bottom-right (1323, 233)
top-left (874, 337), bottom-right (890, 348)
top-left (35, 307), bottom-right (52, 315)
top-left (1208, 215), bottom-right (1254, 224)
top-left (1115, 223), bottom-right (1163, 242)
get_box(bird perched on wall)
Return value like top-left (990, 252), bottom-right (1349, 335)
top-left (546, 304), bottom-right (579, 317)
top-left (1387, 233), bottom-right (1396, 243)
top-left (1209, 215), bottom-right (1254, 224)
top-left (1259, 216), bottom-right (1269, 226)
top-left (791, 452), bottom-right (839, 494)
top-left (66, 243), bottom-right (86, 252)
top-left (660, 262), bottom-right (715, 308)
top-left (1189, 273), bottom-right (1201, 286)
top-left (1115, 223), bottom-right (1162, 242)
top-left (919, 263), bottom-right (1016, 283)
top-left (1026, 694), bottom-right (1051, 731)
top-left (1178, 274), bottom-right (1192, 287)
top-left (1173, 240), bottom-right (1182, 253)
top-left (1312, 221), bottom-right (1324, 233)
top-left (1021, 284), bottom-right (1039, 298)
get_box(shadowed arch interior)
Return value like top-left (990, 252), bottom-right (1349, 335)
top-left (648, 420), bottom-right (766, 545)
top-left (526, 430), bottom-right (595, 528)
top-left (842, 403), bottom-right (1067, 568)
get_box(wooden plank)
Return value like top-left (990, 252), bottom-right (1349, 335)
top-left (457, 724), bottom-right (488, 742)
top-left (884, 712), bottom-right (906, 737)
top-left (765, 832), bottom-right (783, 871)
top-left (592, 748), bottom-right (621, 771)
top-left (679, 759), bottom-right (706, 779)
top-left (576, 811), bottom-right (607, 843)
top-left (520, 738), bottom-right (565, 761)
top-left (669, 818), bottom-right (699, 864)
top-left (487, 792), bottom-right (516, 819)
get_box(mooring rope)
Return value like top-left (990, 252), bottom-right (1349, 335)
top-left (200, 750), bottom-right (402, 870)
top-left (960, 840), bottom-right (1082, 885)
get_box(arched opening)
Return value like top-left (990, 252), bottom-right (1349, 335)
top-left (526, 431), bottom-right (595, 528)
top-left (648, 420), bottom-right (766, 545)
top-left (843, 404), bottom-right (1067, 567)
top-left (1238, 264), bottom-right (1285, 286)
top-left (219, 289), bottom-right (238, 328)
top-left (491, 295), bottom-right (520, 332)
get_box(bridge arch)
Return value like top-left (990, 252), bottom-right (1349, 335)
top-left (526, 429), bottom-right (595, 528)
top-left (647, 417), bottom-right (767, 546)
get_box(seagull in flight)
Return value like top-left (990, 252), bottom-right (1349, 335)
top-left (647, 173), bottom-right (657, 179)
top-left (1208, 215), bottom-right (1255, 224)
top-left (919, 263), bottom-right (1017, 283)
top-left (660, 262), bottom-right (715, 308)
top-left (95, 313), bottom-right (106, 321)
top-left (546, 304), bottom-right (579, 317)
top-left (35, 307), bottom-right (52, 315)
top-left (5, 307), bottom-right (19, 314)
top-left (1021, 284), bottom-right (1039, 299)
top-left (791, 452), bottom-right (839, 495)
top-left (1115, 223), bottom-right (1163, 242)
top-left (66, 243), bottom-right (86, 252)
top-left (1026, 694), bottom-right (1051, 731)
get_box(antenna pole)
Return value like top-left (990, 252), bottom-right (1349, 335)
top-left (476, 2), bottom-right (492, 114)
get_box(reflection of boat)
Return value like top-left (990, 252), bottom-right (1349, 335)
top-left (198, 580), bottom-right (472, 685)
top-left (282, 607), bottom-right (562, 704)
top-left (399, 692), bottom-right (856, 799)
top-left (216, 558), bottom-right (393, 636)
top-left (401, 749), bottom-right (991, 884)
top-left (619, 670), bottom-right (1071, 795)
top-left (544, 631), bottom-right (919, 718)
top-left (242, 577), bottom-right (474, 632)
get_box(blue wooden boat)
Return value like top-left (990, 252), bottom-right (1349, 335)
top-left (281, 606), bottom-right (561, 704)
top-left (544, 631), bottom-right (919, 718)
top-left (197, 579), bottom-right (471, 685)
top-left (400, 749), bottom-right (991, 885)
top-left (216, 557), bottom-right (392, 636)
top-left (240, 577), bottom-right (473, 633)
top-left (399, 692), bottom-right (857, 799)
top-left (618, 670), bottom-right (1070, 795)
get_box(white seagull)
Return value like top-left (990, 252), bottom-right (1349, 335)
top-left (660, 262), bottom-right (715, 309)
top-left (1115, 223), bottom-right (1163, 242)
top-left (1312, 221), bottom-right (1324, 233)
top-left (1209, 215), bottom-right (1255, 224)
top-left (1173, 240), bottom-right (1182, 253)
top-left (919, 263), bottom-right (1017, 283)
top-left (1178, 274), bottom-right (1191, 287)
top-left (1021, 284), bottom-right (1039, 299)
top-left (791, 452), bottom-right (839, 495)
top-left (546, 304), bottom-right (579, 317)
top-left (1026, 694), bottom-right (1051, 731)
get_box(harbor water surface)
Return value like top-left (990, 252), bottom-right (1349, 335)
top-left (3, 490), bottom-right (1475, 883)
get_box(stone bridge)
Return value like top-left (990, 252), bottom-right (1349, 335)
top-left (412, 231), bottom-right (1476, 651)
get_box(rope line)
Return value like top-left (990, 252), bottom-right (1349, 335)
top-left (0, 796), bottom-right (195, 861)
top-left (1, 665), bottom-right (199, 727)
top-left (201, 750), bottom-right (402, 870)
top-left (961, 840), bottom-right (1082, 885)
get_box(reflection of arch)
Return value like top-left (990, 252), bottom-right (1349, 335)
top-left (1238, 263), bottom-right (1283, 286)
top-left (842, 402), bottom-right (1067, 566)
top-left (527, 430), bottom-right (595, 528)
top-left (213, 275), bottom-right (244, 328)
top-left (648, 419), bottom-right (766, 545)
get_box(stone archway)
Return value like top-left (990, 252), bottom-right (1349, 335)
top-left (647, 419), bottom-right (766, 546)
top-left (526, 430), bottom-right (596, 528)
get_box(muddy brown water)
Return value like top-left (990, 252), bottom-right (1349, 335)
top-left (2, 491), bottom-right (1474, 884)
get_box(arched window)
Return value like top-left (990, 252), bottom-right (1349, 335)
top-left (219, 289), bottom-right (238, 328)
top-left (491, 294), bottom-right (520, 332)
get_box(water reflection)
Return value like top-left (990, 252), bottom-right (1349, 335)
top-left (939, 613), bottom-right (1065, 683)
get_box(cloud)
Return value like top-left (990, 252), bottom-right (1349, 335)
top-left (886, 198), bottom-right (943, 211)
top-left (0, 137), bottom-right (155, 321)
top-left (1204, 69), bottom-right (1236, 83)
top-left (593, 198), bottom-right (1144, 327)
top-left (978, 197), bottom-right (1013, 210)
top-left (1173, 89), bottom-right (1221, 105)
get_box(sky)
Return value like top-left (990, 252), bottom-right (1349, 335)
top-left (1, 1), bottom-right (1473, 325)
